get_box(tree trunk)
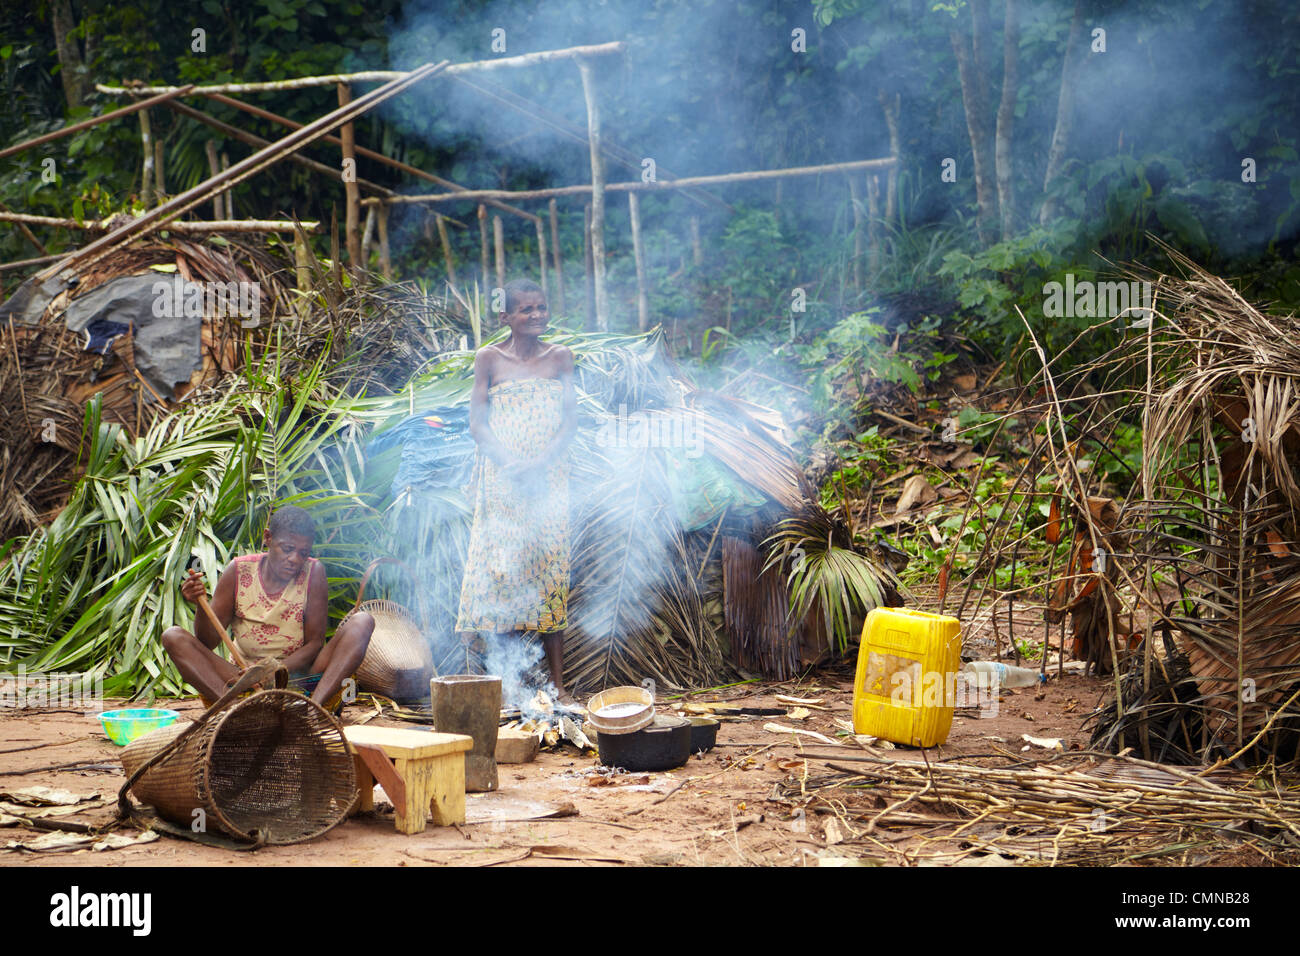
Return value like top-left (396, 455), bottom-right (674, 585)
top-left (995, 0), bottom-right (1019, 240)
top-left (949, 0), bottom-right (998, 245)
top-left (50, 0), bottom-right (85, 111)
top-left (1040, 0), bottom-right (1084, 225)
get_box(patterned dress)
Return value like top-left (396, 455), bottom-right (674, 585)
top-left (229, 553), bottom-right (318, 661)
top-left (456, 378), bottom-right (570, 633)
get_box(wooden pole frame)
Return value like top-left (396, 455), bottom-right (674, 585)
top-left (36, 61), bottom-right (449, 281)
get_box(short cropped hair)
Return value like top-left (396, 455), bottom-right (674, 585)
top-left (502, 278), bottom-right (544, 314)
top-left (267, 505), bottom-right (315, 540)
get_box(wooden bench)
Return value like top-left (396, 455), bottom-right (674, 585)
top-left (344, 725), bottom-right (474, 834)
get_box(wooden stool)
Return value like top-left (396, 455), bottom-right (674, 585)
top-left (344, 725), bottom-right (474, 834)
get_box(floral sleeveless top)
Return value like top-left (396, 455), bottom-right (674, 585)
top-left (229, 553), bottom-right (318, 661)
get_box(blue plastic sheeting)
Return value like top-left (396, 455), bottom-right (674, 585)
top-left (368, 408), bottom-right (475, 497)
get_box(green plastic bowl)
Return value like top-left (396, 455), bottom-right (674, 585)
top-left (98, 708), bottom-right (181, 746)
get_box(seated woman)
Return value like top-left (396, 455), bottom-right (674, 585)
top-left (162, 505), bottom-right (373, 709)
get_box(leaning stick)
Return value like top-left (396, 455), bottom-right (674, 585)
top-left (193, 587), bottom-right (249, 669)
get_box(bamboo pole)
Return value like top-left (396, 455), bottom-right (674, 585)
top-left (0, 212), bottom-right (319, 232)
top-left (866, 173), bottom-right (881, 278)
top-left (138, 109), bottom-right (154, 207)
top-left (35, 61), bottom-right (449, 281)
top-left (0, 85), bottom-right (194, 161)
top-left (549, 198), bottom-right (565, 316)
top-left (577, 58), bottom-right (608, 331)
top-left (628, 191), bottom-right (648, 331)
top-left (493, 214), bottom-right (505, 293)
top-left (477, 204), bottom-right (489, 290)
top-left (94, 43), bottom-right (627, 96)
top-left (360, 205), bottom-right (375, 264)
top-left (164, 99), bottom-right (394, 197)
top-left (583, 202), bottom-right (595, 330)
top-left (367, 157), bottom-right (900, 206)
top-left (153, 124), bottom-right (167, 198)
top-left (0, 253), bottom-right (66, 273)
top-left (219, 152), bottom-right (232, 219)
top-left (535, 218), bottom-right (549, 302)
top-left (338, 83), bottom-right (361, 268)
top-left (200, 91), bottom-right (537, 225)
top-left (377, 203), bottom-right (392, 280)
top-left (293, 231), bottom-right (312, 323)
top-left (848, 175), bottom-right (863, 292)
top-left (203, 140), bottom-right (222, 219)
top-left (436, 213), bottom-right (458, 285)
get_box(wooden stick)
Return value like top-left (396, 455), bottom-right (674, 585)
top-left (0, 201), bottom-right (47, 255)
top-left (848, 174), bottom-right (863, 291)
top-left (0, 212), bottom-right (318, 233)
top-left (628, 191), bottom-right (648, 331)
top-left (194, 590), bottom-right (248, 669)
top-left (549, 198), bottom-right (565, 315)
top-left (360, 205), bottom-right (375, 266)
top-left (338, 83), bottom-right (361, 268)
top-left (535, 218), bottom-right (549, 302)
top-left (153, 121), bottom-right (167, 199)
top-left (577, 58), bottom-right (608, 331)
top-left (95, 44), bottom-right (627, 96)
top-left (493, 215), bottom-right (505, 293)
top-left (366, 157), bottom-right (900, 206)
top-left (294, 230), bottom-right (312, 323)
top-left (477, 204), bottom-right (489, 291)
top-left (0, 85), bottom-right (194, 161)
top-left (436, 214), bottom-right (458, 285)
top-left (138, 109), bottom-right (154, 208)
top-left (377, 203), bottom-right (392, 280)
top-left (0, 253), bottom-right (66, 272)
top-left (203, 140), bottom-right (222, 219)
top-left (583, 202), bottom-right (594, 330)
top-left (220, 152), bottom-right (232, 219)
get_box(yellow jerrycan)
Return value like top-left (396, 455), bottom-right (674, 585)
top-left (852, 607), bottom-right (962, 747)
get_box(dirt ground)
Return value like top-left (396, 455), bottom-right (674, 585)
top-left (0, 658), bottom-right (1113, 867)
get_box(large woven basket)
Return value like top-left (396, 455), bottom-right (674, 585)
top-left (120, 690), bottom-right (355, 845)
top-left (347, 558), bottom-right (435, 701)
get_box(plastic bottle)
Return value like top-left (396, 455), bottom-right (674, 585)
top-left (962, 660), bottom-right (1042, 689)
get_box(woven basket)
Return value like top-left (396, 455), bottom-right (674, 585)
top-left (120, 690), bottom-right (355, 845)
top-left (347, 559), bottom-right (435, 701)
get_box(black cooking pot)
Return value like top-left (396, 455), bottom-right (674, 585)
top-left (596, 714), bottom-right (691, 772)
top-left (686, 716), bottom-right (719, 753)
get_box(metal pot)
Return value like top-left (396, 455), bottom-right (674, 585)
top-left (596, 714), bottom-right (690, 772)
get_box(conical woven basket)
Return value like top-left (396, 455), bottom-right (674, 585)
top-left (120, 690), bottom-right (355, 845)
top-left (347, 559), bottom-right (435, 701)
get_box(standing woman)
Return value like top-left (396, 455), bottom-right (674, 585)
top-left (456, 279), bottom-right (577, 699)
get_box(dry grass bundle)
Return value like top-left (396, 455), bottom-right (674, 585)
top-left (778, 752), bottom-right (1300, 866)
